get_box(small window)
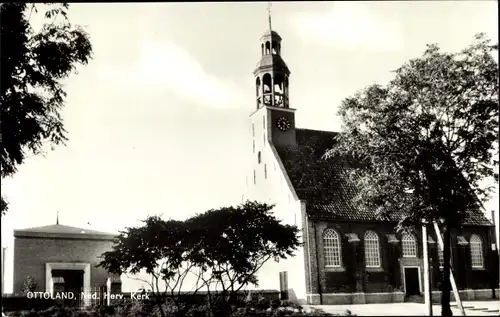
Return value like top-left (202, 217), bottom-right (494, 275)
top-left (470, 234), bottom-right (484, 268)
top-left (402, 233), bottom-right (417, 258)
top-left (257, 151), bottom-right (261, 164)
top-left (324, 229), bottom-right (342, 267)
top-left (364, 230), bottom-right (381, 268)
top-left (264, 164), bottom-right (267, 179)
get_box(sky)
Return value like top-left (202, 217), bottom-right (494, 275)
top-left (1, 1), bottom-right (499, 273)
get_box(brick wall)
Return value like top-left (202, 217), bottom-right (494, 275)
top-left (304, 217), bottom-right (498, 302)
top-left (309, 221), bottom-right (400, 295)
top-left (14, 237), bottom-right (115, 293)
top-left (427, 225), bottom-right (499, 291)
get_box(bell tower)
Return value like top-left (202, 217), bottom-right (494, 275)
top-left (250, 3), bottom-right (296, 149)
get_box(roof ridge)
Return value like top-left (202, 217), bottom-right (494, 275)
top-left (15, 223), bottom-right (116, 235)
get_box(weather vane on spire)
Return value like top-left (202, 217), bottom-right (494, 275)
top-left (267, 1), bottom-right (272, 31)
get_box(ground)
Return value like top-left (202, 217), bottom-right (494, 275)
top-left (305, 300), bottom-right (500, 316)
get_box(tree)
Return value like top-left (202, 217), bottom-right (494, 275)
top-left (186, 201), bottom-right (300, 316)
top-left (97, 201), bottom-right (300, 317)
top-left (326, 33), bottom-right (498, 317)
top-left (97, 216), bottom-right (199, 317)
top-left (1, 3), bottom-right (92, 215)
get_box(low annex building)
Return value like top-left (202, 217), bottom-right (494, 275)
top-left (13, 221), bottom-right (121, 306)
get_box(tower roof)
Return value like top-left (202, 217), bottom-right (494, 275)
top-left (254, 54), bottom-right (290, 75)
top-left (260, 30), bottom-right (282, 41)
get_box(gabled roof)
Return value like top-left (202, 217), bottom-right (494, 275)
top-left (275, 128), bottom-right (493, 226)
top-left (14, 224), bottom-right (116, 240)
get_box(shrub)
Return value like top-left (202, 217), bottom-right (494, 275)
top-left (270, 299), bottom-right (281, 309)
top-left (2, 297), bottom-right (56, 313)
top-left (20, 276), bottom-right (37, 295)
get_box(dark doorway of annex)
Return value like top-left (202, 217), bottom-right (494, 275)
top-left (403, 267), bottom-right (420, 296)
top-left (52, 269), bottom-right (84, 307)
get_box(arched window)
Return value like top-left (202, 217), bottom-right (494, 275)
top-left (255, 77), bottom-right (261, 97)
top-left (323, 229), bottom-right (342, 267)
top-left (364, 230), bottom-right (381, 267)
top-left (272, 41), bottom-right (278, 54)
top-left (257, 151), bottom-right (261, 164)
top-left (470, 234), bottom-right (484, 268)
top-left (261, 43), bottom-right (264, 56)
top-left (265, 41), bottom-right (271, 55)
top-left (402, 233), bottom-right (417, 258)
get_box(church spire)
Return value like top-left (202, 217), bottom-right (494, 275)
top-left (254, 5), bottom-right (290, 110)
top-left (56, 211), bottom-right (59, 225)
top-left (267, 2), bottom-right (272, 32)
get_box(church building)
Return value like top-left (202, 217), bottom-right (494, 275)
top-left (246, 21), bottom-right (499, 305)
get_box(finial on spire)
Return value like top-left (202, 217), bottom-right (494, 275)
top-left (267, 1), bottom-right (272, 31)
top-left (56, 211), bottom-right (59, 225)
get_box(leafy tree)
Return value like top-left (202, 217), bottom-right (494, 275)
top-left (1, 3), bottom-right (92, 215)
top-left (326, 33), bottom-right (498, 316)
top-left (97, 216), bottom-right (200, 317)
top-left (98, 201), bottom-right (300, 317)
top-left (186, 201), bottom-right (300, 316)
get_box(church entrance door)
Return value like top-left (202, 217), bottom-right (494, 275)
top-left (403, 267), bottom-right (421, 296)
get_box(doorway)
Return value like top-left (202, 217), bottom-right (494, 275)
top-left (403, 267), bottom-right (421, 296)
top-left (52, 269), bottom-right (84, 307)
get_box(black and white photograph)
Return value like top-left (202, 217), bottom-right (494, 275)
top-left (1, 1), bottom-right (499, 316)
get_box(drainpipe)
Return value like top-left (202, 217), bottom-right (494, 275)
top-left (312, 221), bottom-right (323, 305)
top-left (491, 209), bottom-right (499, 257)
top-left (488, 210), bottom-right (498, 299)
top-left (2, 247), bottom-right (5, 295)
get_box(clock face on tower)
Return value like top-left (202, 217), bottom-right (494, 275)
top-left (276, 117), bottom-right (291, 132)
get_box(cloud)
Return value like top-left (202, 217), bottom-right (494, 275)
top-left (97, 41), bottom-right (246, 109)
top-left (291, 2), bottom-right (404, 52)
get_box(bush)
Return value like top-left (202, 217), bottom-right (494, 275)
top-left (20, 276), bottom-right (37, 295)
top-left (4, 299), bottom-right (356, 317)
top-left (2, 296), bottom-right (56, 313)
top-left (4, 307), bottom-right (93, 317)
top-left (230, 299), bottom-right (344, 317)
